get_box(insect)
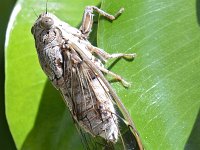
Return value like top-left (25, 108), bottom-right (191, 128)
top-left (31, 4), bottom-right (144, 150)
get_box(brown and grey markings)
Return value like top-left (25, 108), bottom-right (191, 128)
top-left (31, 5), bottom-right (144, 150)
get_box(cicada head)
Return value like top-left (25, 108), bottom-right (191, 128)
top-left (31, 12), bottom-right (59, 35)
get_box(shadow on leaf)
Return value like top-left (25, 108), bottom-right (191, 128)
top-left (184, 110), bottom-right (200, 150)
top-left (22, 81), bottom-right (83, 150)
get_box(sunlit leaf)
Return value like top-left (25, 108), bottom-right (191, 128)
top-left (98, 0), bottom-right (200, 149)
top-left (5, 0), bottom-right (200, 149)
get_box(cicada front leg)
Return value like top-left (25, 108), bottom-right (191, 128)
top-left (80, 6), bottom-right (124, 38)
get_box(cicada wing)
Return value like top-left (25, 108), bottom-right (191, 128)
top-left (68, 43), bottom-right (144, 150)
top-left (76, 61), bottom-right (141, 150)
top-left (115, 106), bottom-right (141, 150)
top-left (62, 44), bottom-right (143, 150)
top-left (88, 63), bottom-right (144, 150)
top-left (74, 122), bottom-right (117, 150)
top-left (60, 49), bottom-right (115, 150)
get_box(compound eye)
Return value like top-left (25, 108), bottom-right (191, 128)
top-left (40, 17), bottom-right (54, 29)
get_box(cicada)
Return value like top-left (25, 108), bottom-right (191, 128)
top-left (31, 5), bottom-right (144, 150)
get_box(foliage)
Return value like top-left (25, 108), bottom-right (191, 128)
top-left (5, 0), bottom-right (200, 149)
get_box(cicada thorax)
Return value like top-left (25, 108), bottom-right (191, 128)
top-left (33, 26), bottom-right (65, 87)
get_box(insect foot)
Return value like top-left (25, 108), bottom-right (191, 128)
top-left (123, 53), bottom-right (137, 59)
top-left (121, 79), bottom-right (131, 88)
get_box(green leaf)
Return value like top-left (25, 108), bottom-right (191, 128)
top-left (98, 0), bottom-right (200, 149)
top-left (5, 0), bottom-right (200, 150)
top-left (5, 0), bottom-right (99, 149)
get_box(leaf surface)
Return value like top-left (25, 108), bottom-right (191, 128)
top-left (5, 0), bottom-right (200, 149)
top-left (98, 0), bottom-right (200, 149)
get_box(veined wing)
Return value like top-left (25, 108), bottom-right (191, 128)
top-left (60, 43), bottom-right (143, 150)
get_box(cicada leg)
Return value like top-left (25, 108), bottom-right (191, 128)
top-left (80, 6), bottom-right (124, 38)
top-left (97, 65), bottom-right (131, 87)
top-left (87, 44), bottom-right (136, 61)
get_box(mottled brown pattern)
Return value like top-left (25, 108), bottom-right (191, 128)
top-left (31, 6), bottom-right (143, 150)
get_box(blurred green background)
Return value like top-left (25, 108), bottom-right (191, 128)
top-left (0, 0), bottom-right (16, 149)
top-left (2, 0), bottom-right (200, 150)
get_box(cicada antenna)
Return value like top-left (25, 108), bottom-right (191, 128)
top-left (46, 0), bottom-right (48, 14)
